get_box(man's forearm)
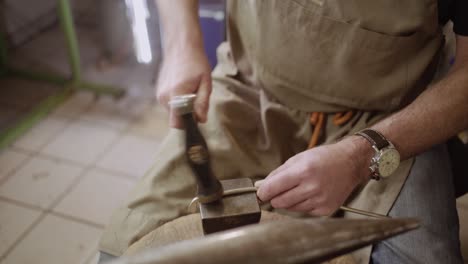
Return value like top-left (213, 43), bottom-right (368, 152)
top-left (367, 36), bottom-right (468, 160)
top-left (155, 0), bottom-right (204, 54)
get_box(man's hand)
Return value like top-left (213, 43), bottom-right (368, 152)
top-left (155, 0), bottom-right (211, 128)
top-left (257, 136), bottom-right (373, 216)
top-left (156, 47), bottom-right (212, 128)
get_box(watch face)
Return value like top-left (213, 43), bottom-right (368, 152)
top-left (378, 148), bottom-right (400, 178)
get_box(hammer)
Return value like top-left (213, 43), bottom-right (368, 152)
top-left (169, 94), bottom-right (261, 234)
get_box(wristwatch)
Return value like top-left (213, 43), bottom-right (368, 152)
top-left (355, 129), bottom-right (400, 180)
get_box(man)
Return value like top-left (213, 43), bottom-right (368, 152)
top-left (99, 0), bottom-right (468, 263)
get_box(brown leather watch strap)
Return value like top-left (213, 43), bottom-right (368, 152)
top-left (356, 129), bottom-right (389, 150)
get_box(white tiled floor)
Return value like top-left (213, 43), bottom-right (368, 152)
top-left (0, 14), bottom-right (164, 262)
top-left (53, 169), bottom-right (135, 226)
top-left (0, 201), bottom-right (41, 257)
top-left (52, 92), bottom-right (96, 119)
top-left (0, 156), bottom-right (84, 209)
top-left (41, 120), bottom-right (120, 166)
top-left (79, 96), bottom-right (150, 131)
top-left (13, 117), bottom-right (69, 152)
top-left (0, 150), bottom-right (29, 183)
top-left (0, 95), bottom-right (162, 263)
top-left (2, 214), bottom-right (102, 264)
top-left (96, 134), bottom-right (161, 178)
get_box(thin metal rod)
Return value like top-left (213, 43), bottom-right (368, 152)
top-left (57, 0), bottom-right (81, 82)
top-left (189, 187), bottom-right (258, 212)
top-left (340, 206), bottom-right (390, 219)
top-left (189, 184), bottom-right (389, 219)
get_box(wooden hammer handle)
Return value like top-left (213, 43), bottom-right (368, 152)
top-left (181, 113), bottom-right (223, 204)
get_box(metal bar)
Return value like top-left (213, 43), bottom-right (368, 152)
top-left (0, 87), bottom-right (72, 149)
top-left (57, 0), bottom-right (81, 82)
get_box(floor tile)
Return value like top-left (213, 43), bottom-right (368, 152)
top-left (54, 169), bottom-right (134, 226)
top-left (128, 103), bottom-right (169, 140)
top-left (80, 96), bottom-right (149, 130)
top-left (52, 91), bottom-right (96, 118)
top-left (41, 120), bottom-right (120, 165)
top-left (13, 117), bottom-right (69, 152)
top-left (0, 150), bottom-right (29, 183)
top-left (0, 201), bottom-right (41, 257)
top-left (96, 134), bottom-right (160, 178)
top-left (0, 156), bottom-right (84, 209)
top-left (458, 205), bottom-right (468, 262)
top-left (2, 214), bottom-right (102, 264)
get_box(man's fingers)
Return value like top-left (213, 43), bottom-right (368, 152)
top-left (262, 155), bottom-right (299, 187)
top-left (257, 168), bottom-right (298, 202)
top-left (165, 74), bottom-right (209, 129)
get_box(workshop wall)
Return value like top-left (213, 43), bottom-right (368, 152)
top-left (2, 0), bottom-right (95, 47)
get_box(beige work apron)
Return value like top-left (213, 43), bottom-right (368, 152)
top-left (227, 1), bottom-right (442, 262)
top-left (228, 0), bottom-right (443, 112)
top-left (100, 1), bottom-right (443, 263)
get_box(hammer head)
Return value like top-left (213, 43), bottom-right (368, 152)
top-left (199, 178), bottom-right (261, 234)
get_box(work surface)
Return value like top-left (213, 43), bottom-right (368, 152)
top-left (116, 212), bottom-right (419, 264)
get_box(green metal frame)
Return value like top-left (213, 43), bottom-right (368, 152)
top-left (0, 0), bottom-right (125, 149)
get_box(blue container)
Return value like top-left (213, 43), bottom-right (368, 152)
top-left (199, 1), bottom-right (225, 69)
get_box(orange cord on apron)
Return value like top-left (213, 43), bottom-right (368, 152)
top-left (308, 111), bottom-right (355, 148)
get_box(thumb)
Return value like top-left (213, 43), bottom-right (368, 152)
top-left (194, 74), bottom-right (212, 123)
top-left (169, 109), bottom-right (184, 129)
